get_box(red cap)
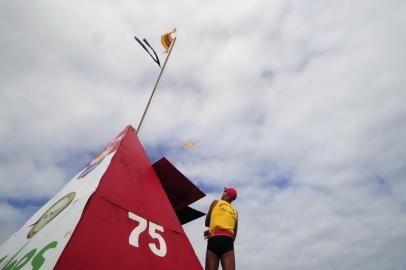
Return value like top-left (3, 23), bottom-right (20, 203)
top-left (224, 187), bottom-right (237, 200)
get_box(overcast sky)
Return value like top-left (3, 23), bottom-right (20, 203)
top-left (1, 0), bottom-right (406, 269)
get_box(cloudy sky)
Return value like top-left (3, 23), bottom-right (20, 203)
top-left (1, 0), bottom-right (406, 269)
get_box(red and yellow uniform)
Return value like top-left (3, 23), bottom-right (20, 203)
top-left (209, 200), bottom-right (238, 238)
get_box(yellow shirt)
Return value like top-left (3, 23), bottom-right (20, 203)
top-left (209, 200), bottom-right (238, 235)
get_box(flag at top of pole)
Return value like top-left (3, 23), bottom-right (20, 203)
top-left (161, 28), bottom-right (177, 53)
top-left (134, 28), bottom-right (177, 135)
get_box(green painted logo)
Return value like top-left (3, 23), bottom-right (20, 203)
top-left (0, 241), bottom-right (57, 270)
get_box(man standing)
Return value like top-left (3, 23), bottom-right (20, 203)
top-left (204, 187), bottom-right (238, 270)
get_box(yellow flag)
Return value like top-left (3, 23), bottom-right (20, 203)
top-left (161, 28), bottom-right (177, 53)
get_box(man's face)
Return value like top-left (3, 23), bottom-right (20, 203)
top-left (221, 190), bottom-right (228, 200)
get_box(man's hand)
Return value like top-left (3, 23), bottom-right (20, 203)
top-left (203, 230), bottom-right (209, 239)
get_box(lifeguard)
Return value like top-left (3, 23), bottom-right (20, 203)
top-left (204, 187), bottom-right (238, 270)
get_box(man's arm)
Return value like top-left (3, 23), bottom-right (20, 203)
top-left (205, 200), bottom-right (218, 227)
top-left (204, 200), bottom-right (218, 239)
top-left (233, 219), bottom-right (238, 240)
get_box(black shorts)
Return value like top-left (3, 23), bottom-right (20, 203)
top-left (207, 236), bottom-right (234, 257)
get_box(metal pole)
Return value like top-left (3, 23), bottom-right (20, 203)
top-left (136, 37), bottom-right (177, 134)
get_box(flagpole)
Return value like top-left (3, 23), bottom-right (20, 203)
top-left (136, 37), bottom-right (177, 135)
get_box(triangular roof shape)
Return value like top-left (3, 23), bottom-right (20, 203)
top-left (0, 126), bottom-right (205, 270)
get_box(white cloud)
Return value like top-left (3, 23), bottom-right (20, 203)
top-left (1, 0), bottom-right (406, 269)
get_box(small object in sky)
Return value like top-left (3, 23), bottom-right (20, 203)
top-left (184, 140), bottom-right (196, 148)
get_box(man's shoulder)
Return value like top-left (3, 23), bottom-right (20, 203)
top-left (210, 200), bottom-right (219, 208)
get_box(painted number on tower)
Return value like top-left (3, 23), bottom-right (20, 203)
top-left (128, 212), bottom-right (167, 257)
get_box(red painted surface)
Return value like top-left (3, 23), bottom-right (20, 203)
top-left (153, 157), bottom-right (206, 212)
top-left (54, 126), bottom-right (203, 270)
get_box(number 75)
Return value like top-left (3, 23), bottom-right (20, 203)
top-left (128, 212), bottom-right (167, 257)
